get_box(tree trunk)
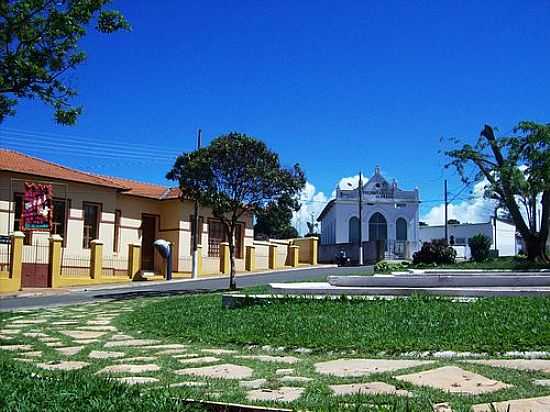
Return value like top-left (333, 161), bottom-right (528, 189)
top-left (228, 243), bottom-right (237, 290)
top-left (524, 236), bottom-right (549, 263)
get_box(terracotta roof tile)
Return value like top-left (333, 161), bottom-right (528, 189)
top-left (0, 149), bottom-right (181, 200)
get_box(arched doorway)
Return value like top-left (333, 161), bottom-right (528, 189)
top-left (396, 218), bottom-right (407, 241)
top-left (348, 216), bottom-right (360, 244)
top-left (368, 212), bottom-right (387, 242)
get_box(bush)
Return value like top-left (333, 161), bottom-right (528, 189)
top-left (374, 260), bottom-right (410, 273)
top-left (413, 239), bottom-right (457, 265)
top-left (469, 233), bottom-right (492, 262)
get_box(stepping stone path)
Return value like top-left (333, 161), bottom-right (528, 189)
top-left (247, 387), bottom-right (304, 402)
top-left (170, 381), bottom-right (208, 388)
top-left (276, 368), bottom-right (295, 376)
top-left (534, 379), bottom-right (550, 387)
top-left (201, 348), bottom-right (238, 355)
top-left (98, 364), bottom-right (161, 374)
top-left (314, 358), bottom-right (431, 377)
top-left (237, 355), bottom-right (299, 364)
top-left (60, 330), bottom-right (107, 339)
top-left (178, 356), bottom-right (219, 365)
top-left (89, 350), bottom-right (126, 359)
top-left (117, 356), bottom-right (157, 363)
top-left (278, 376), bottom-right (313, 384)
top-left (329, 382), bottom-right (411, 396)
top-left (56, 346), bottom-right (84, 356)
top-left (471, 395), bottom-right (550, 412)
top-left (240, 379), bottom-right (268, 389)
top-left (114, 377), bottom-right (159, 385)
top-left (432, 403), bottom-right (453, 412)
top-left (36, 361), bottom-right (89, 371)
top-left (176, 363), bottom-right (253, 379)
top-left (465, 359), bottom-right (550, 373)
top-left (396, 366), bottom-right (511, 395)
top-left (104, 339), bottom-right (160, 348)
top-left (0, 344), bottom-right (33, 351)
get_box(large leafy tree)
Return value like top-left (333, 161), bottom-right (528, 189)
top-left (446, 121), bottom-right (550, 262)
top-left (254, 195), bottom-right (300, 240)
top-left (167, 132), bottom-right (306, 289)
top-left (0, 0), bottom-right (130, 125)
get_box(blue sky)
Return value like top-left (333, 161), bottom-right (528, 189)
top-left (2, 0), bottom-right (549, 232)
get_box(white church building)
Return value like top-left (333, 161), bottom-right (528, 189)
top-left (317, 167), bottom-right (420, 263)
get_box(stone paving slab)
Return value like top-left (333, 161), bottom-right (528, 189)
top-left (116, 356), bottom-right (157, 363)
top-left (170, 381), bottom-right (208, 388)
top-left (56, 346), bottom-right (84, 356)
top-left (114, 377), bottom-right (159, 385)
top-left (329, 382), bottom-right (411, 396)
top-left (88, 350), bottom-right (126, 359)
top-left (155, 349), bottom-right (188, 355)
top-left (97, 364), bottom-right (161, 374)
top-left (76, 326), bottom-right (118, 332)
top-left (60, 330), bottom-right (108, 339)
top-left (396, 366), bottom-right (511, 395)
top-left (471, 395), bottom-right (550, 412)
top-left (240, 379), bottom-right (268, 389)
top-left (36, 361), bottom-right (89, 371)
top-left (178, 356), bottom-right (220, 365)
top-left (110, 334), bottom-right (134, 341)
top-left (73, 339), bottom-right (99, 345)
top-left (175, 363), bottom-right (254, 379)
top-left (0, 344), bottom-right (33, 351)
top-left (276, 369), bottom-right (295, 376)
top-left (465, 359), bottom-right (550, 373)
top-left (237, 355), bottom-right (299, 364)
top-left (20, 351), bottom-right (42, 357)
top-left (534, 379), bottom-right (550, 387)
top-left (202, 348), bottom-right (238, 355)
top-left (315, 359), bottom-right (432, 377)
top-left (246, 387), bottom-right (304, 403)
top-left (104, 339), bottom-right (161, 348)
top-left (279, 376), bottom-right (313, 384)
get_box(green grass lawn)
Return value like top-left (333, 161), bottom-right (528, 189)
top-left (118, 294), bottom-right (550, 354)
top-left (0, 352), bottom-right (205, 412)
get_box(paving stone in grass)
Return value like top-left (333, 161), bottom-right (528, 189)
top-left (178, 356), bottom-right (220, 365)
top-left (104, 339), bottom-right (160, 348)
top-left (36, 361), bottom-right (89, 371)
top-left (142, 344), bottom-right (187, 350)
top-left (175, 363), bottom-right (253, 379)
top-left (60, 330), bottom-right (108, 339)
top-left (0, 344), bottom-right (33, 351)
top-left (76, 325), bottom-right (118, 332)
top-left (396, 366), bottom-right (511, 395)
top-left (0, 329), bottom-right (21, 335)
top-left (0, 334), bottom-right (13, 340)
top-left (471, 395), bottom-right (550, 412)
top-left (465, 359), bottom-right (550, 373)
top-left (86, 320), bottom-right (112, 325)
top-left (110, 334), bottom-right (134, 341)
top-left (22, 332), bottom-right (49, 338)
top-left (240, 379), bottom-right (268, 389)
top-left (89, 350), bottom-right (126, 359)
top-left (201, 348), bottom-right (238, 355)
top-left (278, 376), bottom-right (313, 384)
top-left (73, 339), bottom-right (99, 345)
top-left (97, 363), bottom-right (161, 374)
top-left (14, 357), bottom-right (34, 363)
top-left (534, 379), bottom-right (550, 387)
top-left (246, 387), bottom-right (304, 403)
top-left (315, 359), bottom-right (432, 377)
top-left (276, 368), bottom-right (295, 376)
top-left (155, 349), bottom-right (188, 355)
top-left (56, 346), bottom-right (84, 356)
top-left (11, 319), bottom-right (47, 325)
top-left (20, 351), bottom-right (42, 357)
top-left (329, 382), bottom-right (411, 397)
top-left (173, 353), bottom-right (200, 358)
top-left (432, 402), bottom-right (453, 412)
top-left (113, 377), bottom-right (160, 385)
top-left (237, 355), bottom-right (299, 364)
top-left (50, 321), bottom-right (79, 326)
top-left (170, 381), bottom-right (208, 388)
top-left (115, 356), bottom-right (157, 363)
top-left (45, 342), bottom-right (65, 347)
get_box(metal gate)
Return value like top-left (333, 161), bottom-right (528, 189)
top-left (21, 240), bottom-right (51, 288)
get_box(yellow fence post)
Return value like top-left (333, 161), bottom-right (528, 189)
top-left (90, 240), bottom-right (103, 282)
top-left (49, 234), bottom-right (63, 288)
top-left (245, 245), bottom-right (255, 271)
top-left (310, 237), bottom-right (318, 265)
top-left (7, 231), bottom-right (24, 291)
top-left (128, 243), bottom-right (141, 280)
top-left (196, 244), bottom-right (203, 276)
top-left (219, 242), bottom-right (230, 274)
top-left (268, 244), bottom-right (277, 270)
top-left (289, 245), bottom-right (300, 267)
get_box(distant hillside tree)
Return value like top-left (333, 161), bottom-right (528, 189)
top-left (0, 0), bottom-right (130, 124)
top-left (167, 133), bottom-right (305, 290)
top-left (446, 121), bottom-right (549, 262)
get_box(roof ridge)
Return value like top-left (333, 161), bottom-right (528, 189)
top-left (0, 148), bottom-right (128, 189)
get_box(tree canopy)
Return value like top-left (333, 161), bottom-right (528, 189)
top-left (0, 0), bottom-right (130, 125)
top-left (167, 132), bottom-right (306, 289)
top-left (254, 196), bottom-right (299, 240)
top-left (446, 121), bottom-right (549, 262)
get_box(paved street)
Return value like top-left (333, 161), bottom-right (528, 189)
top-left (0, 266), bottom-right (363, 311)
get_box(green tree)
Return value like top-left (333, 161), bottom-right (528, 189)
top-left (0, 0), bottom-right (130, 125)
top-left (254, 196), bottom-right (299, 240)
top-left (468, 233), bottom-right (492, 262)
top-left (446, 121), bottom-right (550, 262)
top-left (167, 132), bottom-right (305, 289)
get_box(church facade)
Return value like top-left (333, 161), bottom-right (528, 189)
top-left (317, 167), bottom-right (420, 262)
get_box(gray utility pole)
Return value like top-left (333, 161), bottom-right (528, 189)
top-left (358, 171), bottom-right (363, 266)
top-left (444, 179), bottom-right (448, 243)
top-left (191, 129), bottom-right (202, 279)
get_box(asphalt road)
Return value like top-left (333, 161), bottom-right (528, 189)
top-left (0, 266), bottom-right (364, 311)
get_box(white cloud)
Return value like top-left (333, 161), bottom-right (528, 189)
top-left (421, 180), bottom-right (497, 225)
top-left (292, 181), bottom-right (329, 235)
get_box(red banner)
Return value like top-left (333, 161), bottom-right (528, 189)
top-left (22, 183), bottom-right (53, 231)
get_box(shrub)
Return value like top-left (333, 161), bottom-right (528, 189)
top-left (374, 260), bottom-right (410, 273)
top-left (468, 233), bottom-right (492, 262)
top-left (413, 239), bottom-right (457, 265)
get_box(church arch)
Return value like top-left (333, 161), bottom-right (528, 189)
top-left (368, 212), bottom-right (387, 241)
top-left (348, 216), bottom-right (360, 244)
